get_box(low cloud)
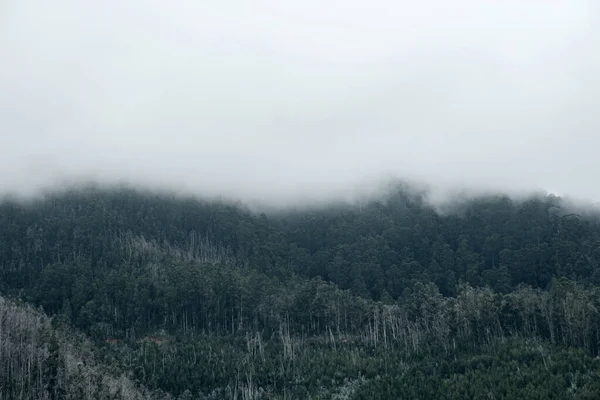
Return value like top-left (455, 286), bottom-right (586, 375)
top-left (1, 0), bottom-right (599, 206)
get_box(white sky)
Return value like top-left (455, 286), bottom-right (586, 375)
top-left (1, 0), bottom-right (599, 205)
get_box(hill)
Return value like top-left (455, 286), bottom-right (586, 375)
top-left (1, 183), bottom-right (600, 398)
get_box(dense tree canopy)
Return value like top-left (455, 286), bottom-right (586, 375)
top-left (1, 183), bottom-right (600, 398)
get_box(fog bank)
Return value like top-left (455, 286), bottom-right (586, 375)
top-left (1, 0), bottom-right (599, 207)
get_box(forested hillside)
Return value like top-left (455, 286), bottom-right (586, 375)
top-left (1, 183), bottom-right (600, 398)
top-left (0, 294), bottom-right (170, 399)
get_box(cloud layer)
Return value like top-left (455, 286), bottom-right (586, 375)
top-left (1, 0), bottom-right (599, 205)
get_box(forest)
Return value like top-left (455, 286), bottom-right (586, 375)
top-left (1, 182), bottom-right (600, 399)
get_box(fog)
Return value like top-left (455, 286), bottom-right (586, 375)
top-left (1, 0), bottom-right (599, 207)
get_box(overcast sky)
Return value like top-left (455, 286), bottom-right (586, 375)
top-left (1, 0), bottom-right (599, 205)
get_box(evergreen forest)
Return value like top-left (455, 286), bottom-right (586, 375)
top-left (2, 182), bottom-right (600, 399)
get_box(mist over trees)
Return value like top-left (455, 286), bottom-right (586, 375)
top-left (1, 182), bottom-right (600, 398)
top-left (3, 0), bottom-right (599, 397)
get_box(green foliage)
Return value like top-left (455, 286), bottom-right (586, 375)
top-left (353, 339), bottom-right (600, 399)
top-left (2, 184), bottom-right (600, 398)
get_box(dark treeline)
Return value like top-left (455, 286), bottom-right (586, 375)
top-left (1, 183), bottom-right (600, 398)
top-left (2, 185), bottom-right (599, 300)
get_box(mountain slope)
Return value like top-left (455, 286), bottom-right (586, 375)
top-left (1, 183), bottom-right (600, 398)
top-left (0, 294), bottom-right (169, 400)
